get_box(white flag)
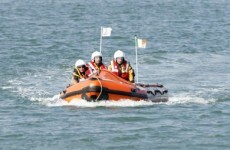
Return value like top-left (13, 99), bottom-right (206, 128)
top-left (101, 27), bottom-right (112, 37)
top-left (137, 39), bottom-right (147, 48)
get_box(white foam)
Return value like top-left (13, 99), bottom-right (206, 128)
top-left (45, 98), bottom-right (155, 108)
top-left (1, 86), bottom-right (13, 90)
top-left (166, 93), bottom-right (216, 105)
top-left (43, 92), bottom-right (217, 108)
top-left (4, 77), bottom-right (60, 101)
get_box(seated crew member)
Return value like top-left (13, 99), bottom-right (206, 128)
top-left (71, 59), bottom-right (89, 84)
top-left (87, 51), bottom-right (107, 76)
top-left (108, 50), bottom-right (135, 83)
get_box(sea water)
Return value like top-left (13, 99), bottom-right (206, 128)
top-left (0, 0), bottom-right (229, 149)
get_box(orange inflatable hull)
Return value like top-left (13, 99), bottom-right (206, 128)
top-left (60, 70), bottom-right (168, 103)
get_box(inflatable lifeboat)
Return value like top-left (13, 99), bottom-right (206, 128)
top-left (60, 70), bottom-right (168, 102)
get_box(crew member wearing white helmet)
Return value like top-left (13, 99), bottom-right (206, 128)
top-left (88, 51), bottom-right (107, 76)
top-left (71, 59), bottom-right (89, 84)
top-left (108, 50), bottom-right (135, 83)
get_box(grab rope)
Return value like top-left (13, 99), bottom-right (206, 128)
top-left (93, 76), bottom-right (103, 101)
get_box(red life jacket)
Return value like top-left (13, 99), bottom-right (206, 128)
top-left (110, 60), bottom-right (129, 81)
top-left (87, 61), bottom-right (107, 76)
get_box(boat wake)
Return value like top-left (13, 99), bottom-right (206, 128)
top-left (45, 95), bottom-right (155, 107)
top-left (167, 93), bottom-right (216, 105)
top-left (42, 93), bottom-right (216, 108)
top-left (2, 79), bottom-right (217, 108)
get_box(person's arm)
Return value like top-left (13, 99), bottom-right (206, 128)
top-left (71, 71), bottom-right (79, 84)
top-left (128, 66), bottom-right (135, 83)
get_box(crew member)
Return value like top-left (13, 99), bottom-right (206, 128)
top-left (71, 59), bottom-right (89, 84)
top-left (87, 51), bottom-right (107, 76)
top-left (108, 50), bottom-right (135, 83)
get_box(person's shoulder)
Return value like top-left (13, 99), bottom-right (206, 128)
top-left (108, 64), bottom-right (112, 70)
top-left (86, 63), bottom-right (90, 67)
top-left (87, 61), bottom-right (93, 65)
top-left (87, 62), bottom-right (94, 69)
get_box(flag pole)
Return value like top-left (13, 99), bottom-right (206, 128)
top-left (100, 27), bottom-right (103, 52)
top-left (134, 35), bottom-right (139, 83)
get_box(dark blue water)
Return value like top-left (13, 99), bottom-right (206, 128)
top-left (0, 0), bottom-right (230, 149)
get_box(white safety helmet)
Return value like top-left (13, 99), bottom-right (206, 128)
top-left (75, 59), bottom-right (86, 67)
top-left (91, 51), bottom-right (102, 60)
top-left (114, 50), bottom-right (125, 59)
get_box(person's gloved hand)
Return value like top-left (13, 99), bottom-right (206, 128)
top-left (93, 70), bottom-right (99, 75)
top-left (121, 66), bottom-right (126, 73)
